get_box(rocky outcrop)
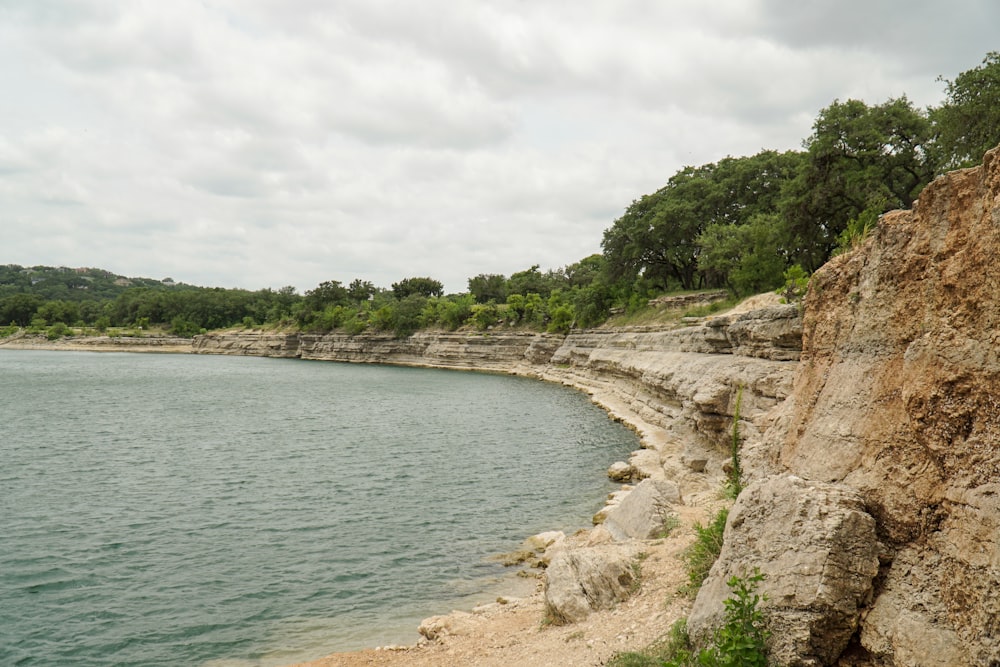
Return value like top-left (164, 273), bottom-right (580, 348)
top-left (543, 542), bottom-right (641, 624)
top-left (692, 145), bottom-right (1000, 665)
top-left (600, 478), bottom-right (682, 541)
top-left (688, 475), bottom-right (880, 666)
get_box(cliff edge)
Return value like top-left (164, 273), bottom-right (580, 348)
top-left (692, 145), bottom-right (1000, 665)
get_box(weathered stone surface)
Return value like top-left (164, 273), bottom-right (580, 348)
top-left (601, 478), bottom-right (682, 541)
top-left (543, 543), bottom-right (640, 624)
top-left (725, 304), bottom-right (803, 361)
top-left (759, 145), bottom-right (1000, 664)
top-left (418, 611), bottom-right (474, 640)
top-left (606, 461), bottom-right (634, 482)
top-left (688, 475), bottom-right (879, 666)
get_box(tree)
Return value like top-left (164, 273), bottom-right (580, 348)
top-left (391, 276), bottom-right (443, 299)
top-left (507, 265), bottom-right (554, 297)
top-left (347, 279), bottom-right (375, 304)
top-left (467, 273), bottom-right (507, 304)
top-left (305, 280), bottom-right (349, 308)
top-left (931, 52), bottom-right (1000, 171)
top-left (698, 214), bottom-right (788, 296)
top-left (0, 293), bottom-right (44, 326)
top-left (780, 97), bottom-right (934, 271)
top-left (602, 151), bottom-right (804, 291)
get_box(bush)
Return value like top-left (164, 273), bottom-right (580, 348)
top-left (697, 570), bottom-right (769, 667)
top-left (46, 322), bottom-right (71, 340)
top-left (546, 304), bottom-right (574, 334)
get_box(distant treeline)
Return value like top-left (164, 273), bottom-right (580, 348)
top-left (3, 53), bottom-right (999, 339)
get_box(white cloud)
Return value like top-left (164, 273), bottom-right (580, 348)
top-left (0, 1), bottom-right (996, 293)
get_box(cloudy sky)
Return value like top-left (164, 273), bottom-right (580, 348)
top-left (1, 1), bottom-right (997, 293)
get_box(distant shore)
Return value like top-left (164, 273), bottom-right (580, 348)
top-left (0, 333), bottom-right (193, 354)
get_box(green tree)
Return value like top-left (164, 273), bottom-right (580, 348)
top-left (391, 276), bottom-right (444, 299)
top-left (347, 279), bottom-right (376, 304)
top-left (931, 52), bottom-right (1000, 170)
top-left (468, 273), bottom-right (508, 304)
top-left (0, 293), bottom-right (44, 326)
top-left (697, 214), bottom-right (788, 296)
top-left (780, 97), bottom-right (934, 271)
top-left (603, 151), bottom-right (803, 292)
top-left (507, 265), bottom-right (554, 298)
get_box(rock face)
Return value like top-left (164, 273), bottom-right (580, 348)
top-left (704, 145), bottom-right (1000, 665)
top-left (688, 475), bottom-right (880, 666)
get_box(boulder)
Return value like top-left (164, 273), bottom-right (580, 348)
top-left (543, 543), bottom-right (640, 624)
top-left (601, 478), bottom-right (682, 541)
top-left (607, 460), bottom-right (634, 481)
top-left (687, 475), bottom-right (879, 666)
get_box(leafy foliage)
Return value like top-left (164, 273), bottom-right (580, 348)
top-left (780, 97), bottom-right (934, 271)
top-left (697, 570), bottom-right (769, 667)
top-left (724, 386), bottom-right (744, 499)
top-left (931, 51), bottom-right (1000, 170)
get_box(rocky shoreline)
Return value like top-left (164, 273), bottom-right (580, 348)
top-left (188, 295), bottom-right (801, 664)
top-left (1, 296), bottom-right (802, 665)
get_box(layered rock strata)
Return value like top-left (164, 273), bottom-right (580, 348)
top-left (693, 145), bottom-right (1000, 665)
top-left (193, 304), bottom-right (801, 498)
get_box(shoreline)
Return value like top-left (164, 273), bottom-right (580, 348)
top-left (0, 333), bottom-right (193, 354)
top-left (2, 309), bottom-right (793, 665)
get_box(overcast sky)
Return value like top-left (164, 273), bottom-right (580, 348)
top-left (1, 2), bottom-right (997, 293)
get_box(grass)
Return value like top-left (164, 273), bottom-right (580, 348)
top-left (682, 508), bottom-right (729, 596)
top-left (604, 289), bottom-right (737, 328)
top-left (606, 619), bottom-right (695, 667)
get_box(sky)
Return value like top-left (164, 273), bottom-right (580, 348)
top-left (1, 1), bottom-right (997, 294)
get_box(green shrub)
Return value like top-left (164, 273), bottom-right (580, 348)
top-left (683, 508), bottom-right (729, 595)
top-left (777, 264), bottom-right (809, 304)
top-left (697, 570), bottom-right (769, 667)
top-left (46, 322), bottom-right (71, 340)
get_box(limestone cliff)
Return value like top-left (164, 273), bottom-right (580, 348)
top-left (193, 304), bottom-right (801, 498)
top-left (692, 145), bottom-right (1000, 665)
top-left (192, 140), bottom-right (1000, 664)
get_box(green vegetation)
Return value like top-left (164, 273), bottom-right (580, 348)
top-left (606, 619), bottom-right (693, 667)
top-left (3, 54), bottom-right (998, 342)
top-left (698, 570), bottom-right (769, 667)
top-left (684, 508), bottom-right (729, 596)
top-left (607, 571), bottom-right (768, 667)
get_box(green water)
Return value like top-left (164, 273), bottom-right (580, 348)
top-left (0, 350), bottom-right (637, 666)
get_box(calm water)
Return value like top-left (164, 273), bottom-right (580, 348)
top-left (0, 350), bottom-right (637, 666)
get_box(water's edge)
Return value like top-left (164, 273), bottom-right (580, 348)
top-left (2, 317), bottom-right (801, 662)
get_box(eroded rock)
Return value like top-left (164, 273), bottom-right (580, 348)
top-left (687, 475), bottom-right (879, 666)
top-left (543, 544), bottom-right (640, 624)
top-left (601, 478), bottom-right (682, 541)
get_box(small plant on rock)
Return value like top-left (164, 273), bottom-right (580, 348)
top-left (723, 385), bottom-right (744, 499)
top-left (697, 569), bottom-right (769, 667)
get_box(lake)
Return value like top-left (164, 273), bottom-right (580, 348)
top-left (0, 350), bottom-right (638, 666)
